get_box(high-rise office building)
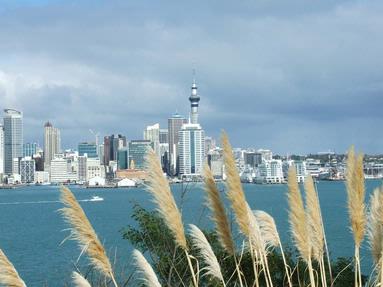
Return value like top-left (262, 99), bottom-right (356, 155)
top-left (4, 109), bottom-right (23, 174)
top-left (44, 121), bottom-right (61, 170)
top-left (103, 134), bottom-right (126, 165)
top-left (128, 140), bottom-right (152, 170)
top-left (144, 123), bottom-right (160, 158)
top-left (117, 148), bottom-right (129, 170)
top-left (23, 142), bottom-right (37, 157)
top-left (168, 113), bottom-right (187, 175)
top-left (20, 157), bottom-right (35, 183)
top-left (78, 142), bottom-right (98, 158)
top-left (178, 78), bottom-right (205, 177)
top-left (179, 123), bottom-right (205, 177)
top-left (159, 129), bottom-right (168, 144)
top-left (0, 124), bottom-right (4, 174)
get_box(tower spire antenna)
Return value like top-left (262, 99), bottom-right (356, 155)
top-left (189, 67), bottom-right (200, 124)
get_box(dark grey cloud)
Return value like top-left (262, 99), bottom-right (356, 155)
top-left (0, 0), bottom-right (382, 153)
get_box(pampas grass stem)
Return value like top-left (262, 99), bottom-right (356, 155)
top-left (132, 249), bottom-right (162, 287)
top-left (59, 186), bottom-right (118, 287)
top-left (0, 249), bottom-right (26, 287)
top-left (254, 210), bottom-right (292, 287)
top-left (222, 131), bottom-right (259, 286)
top-left (305, 175), bottom-right (327, 287)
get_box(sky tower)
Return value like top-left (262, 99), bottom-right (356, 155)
top-left (189, 74), bottom-right (200, 124)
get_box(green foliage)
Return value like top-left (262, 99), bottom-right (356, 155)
top-left (122, 204), bottom-right (364, 286)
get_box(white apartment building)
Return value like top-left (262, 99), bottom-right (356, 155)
top-left (178, 123), bottom-right (205, 178)
top-left (256, 159), bottom-right (284, 184)
top-left (283, 160), bottom-right (308, 183)
top-left (50, 157), bottom-right (77, 183)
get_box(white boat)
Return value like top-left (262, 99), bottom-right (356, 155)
top-left (89, 196), bottom-right (104, 202)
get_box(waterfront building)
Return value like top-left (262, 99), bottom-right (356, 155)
top-left (78, 142), bottom-right (98, 158)
top-left (44, 122), bottom-right (61, 170)
top-left (20, 156), bottom-right (35, 183)
top-left (103, 134), bottom-right (126, 165)
top-left (159, 129), bottom-right (168, 144)
top-left (283, 160), bottom-right (307, 183)
top-left (256, 159), bottom-right (284, 184)
top-left (50, 156), bottom-right (77, 183)
top-left (144, 123), bottom-right (160, 158)
top-left (117, 148), bottom-right (129, 170)
top-left (168, 113), bottom-right (187, 175)
top-left (87, 158), bottom-right (104, 181)
top-left (23, 142), bottom-right (37, 157)
top-left (34, 171), bottom-right (49, 184)
top-left (178, 78), bottom-right (205, 178)
top-left (4, 109), bottom-right (23, 174)
top-left (128, 140), bottom-right (152, 170)
top-left (0, 124), bottom-right (4, 174)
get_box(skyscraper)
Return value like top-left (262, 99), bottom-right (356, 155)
top-left (178, 123), bottom-right (205, 177)
top-left (178, 78), bottom-right (205, 178)
top-left (23, 142), bottom-right (37, 157)
top-left (159, 129), bottom-right (168, 144)
top-left (144, 123), bottom-right (160, 158)
top-left (103, 134), bottom-right (127, 165)
top-left (4, 109), bottom-right (23, 174)
top-left (168, 113), bottom-right (187, 175)
top-left (78, 142), bottom-right (98, 158)
top-left (128, 140), bottom-right (152, 170)
top-left (44, 121), bottom-right (61, 170)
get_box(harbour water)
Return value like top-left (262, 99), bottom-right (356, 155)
top-left (0, 180), bottom-right (381, 286)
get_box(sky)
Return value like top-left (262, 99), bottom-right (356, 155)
top-left (0, 0), bottom-right (382, 154)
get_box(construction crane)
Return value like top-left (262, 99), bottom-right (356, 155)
top-left (89, 129), bottom-right (100, 147)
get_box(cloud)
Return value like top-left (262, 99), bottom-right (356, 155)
top-left (0, 0), bottom-right (382, 153)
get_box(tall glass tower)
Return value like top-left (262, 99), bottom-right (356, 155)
top-left (4, 109), bottom-right (23, 174)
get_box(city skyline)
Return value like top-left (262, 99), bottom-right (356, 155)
top-left (1, 1), bottom-right (383, 154)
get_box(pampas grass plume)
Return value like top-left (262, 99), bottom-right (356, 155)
top-left (254, 210), bottom-right (279, 249)
top-left (305, 175), bottom-right (324, 261)
top-left (0, 249), bottom-right (26, 287)
top-left (59, 186), bottom-right (115, 280)
top-left (222, 131), bottom-right (250, 237)
top-left (72, 271), bottom-right (92, 287)
top-left (145, 149), bottom-right (187, 249)
top-left (368, 188), bottom-right (383, 264)
top-left (203, 164), bottom-right (235, 255)
top-left (287, 166), bottom-right (310, 262)
top-left (133, 249), bottom-right (162, 287)
top-left (189, 224), bottom-right (225, 285)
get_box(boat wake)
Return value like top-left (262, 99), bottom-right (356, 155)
top-left (0, 198), bottom-right (103, 205)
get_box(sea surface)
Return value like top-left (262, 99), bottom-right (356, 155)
top-left (0, 180), bottom-right (382, 286)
